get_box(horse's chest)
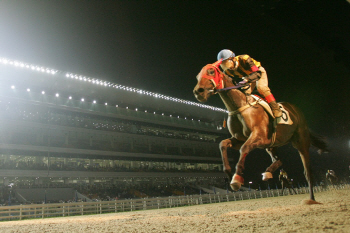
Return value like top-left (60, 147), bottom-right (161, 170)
top-left (228, 115), bottom-right (251, 141)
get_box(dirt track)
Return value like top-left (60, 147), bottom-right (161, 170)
top-left (0, 188), bottom-right (349, 233)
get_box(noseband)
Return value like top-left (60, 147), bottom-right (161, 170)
top-left (199, 61), bottom-right (225, 93)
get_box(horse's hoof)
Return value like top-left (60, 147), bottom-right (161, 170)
top-left (230, 174), bottom-right (244, 191)
top-left (262, 172), bottom-right (273, 181)
top-left (301, 199), bottom-right (322, 205)
top-left (231, 174), bottom-right (244, 183)
top-left (230, 182), bottom-right (241, 191)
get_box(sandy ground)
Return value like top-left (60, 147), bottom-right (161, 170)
top-left (0, 188), bottom-right (349, 233)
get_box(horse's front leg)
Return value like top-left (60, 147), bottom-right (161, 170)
top-left (231, 133), bottom-right (268, 191)
top-left (219, 138), bottom-right (243, 182)
top-left (262, 147), bottom-right (282, 181)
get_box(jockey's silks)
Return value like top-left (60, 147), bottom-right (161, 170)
top-left (265, 94), bottom-right (276, 103)
top-left (224, 54), bottom-right (261, 78)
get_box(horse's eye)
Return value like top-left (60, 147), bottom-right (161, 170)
top-left (207, 68), bottom-right (215, 76)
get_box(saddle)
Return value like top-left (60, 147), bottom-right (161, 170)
top-left (226, 94), bottom-right (293, 147)
top-left (251, 95), bottom-right (293, 125)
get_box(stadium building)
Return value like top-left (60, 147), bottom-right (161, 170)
top-left (0, 57), bottom-right (232, 203)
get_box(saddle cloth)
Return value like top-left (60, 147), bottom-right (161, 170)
top-left (251, 95), bottom-right (293, 125)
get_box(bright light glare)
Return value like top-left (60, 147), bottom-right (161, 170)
top-left (0, 57), bottom-right (228, 114)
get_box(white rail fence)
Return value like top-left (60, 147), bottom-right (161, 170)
top-left (1, 184), bottom-right (348, 221)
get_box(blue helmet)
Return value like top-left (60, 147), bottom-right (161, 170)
top-left (217, 49), bottom-right (235, 61)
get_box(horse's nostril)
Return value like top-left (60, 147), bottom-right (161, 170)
top-left (197, 88), bottom-right (204, 93)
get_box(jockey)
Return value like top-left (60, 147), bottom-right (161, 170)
top-left (279, 169), bottom-right (288, 180)
top-left (327, 170), bottom-right (335, 176)
top-left (217, 49), bottom-right (282, 118)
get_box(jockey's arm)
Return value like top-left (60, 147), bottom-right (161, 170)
top-left (241, 56), bottom-right (262, 83)
top-left (244, 70), bottom-right (261, 83)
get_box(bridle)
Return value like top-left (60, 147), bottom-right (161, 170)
top-left (200, 60), bottom-right (249, 94)
top-left (199, 60), bottom-right (225, 93)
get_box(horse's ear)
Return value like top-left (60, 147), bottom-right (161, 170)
top-left (212, 59), bottom-right (223, 68)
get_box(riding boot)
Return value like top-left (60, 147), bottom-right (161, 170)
top-left (265, 94), bottom-right (283, 118)
top-left (268, 101), bottom-right (282, 118)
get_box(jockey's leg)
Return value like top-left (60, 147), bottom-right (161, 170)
top-left (265, 94), bottom-right (282, 118)
top-left (256, 67), bottom-right (282, 118)
top-left (219, 138), bottom-right (243, 183)
top-left (263, 148), bottom-right (282, 181)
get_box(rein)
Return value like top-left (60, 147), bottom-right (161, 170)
top-left (213, 83), bottom-right (250, 93)
top-left (203, 63), bottom-right (250, 93)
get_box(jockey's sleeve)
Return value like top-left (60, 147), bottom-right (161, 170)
top-left (224, 70), bottom-right (238, 79)
top-left (242, 55), bottom-right (260, 72)
top-left (246, 57), bottom-right (259, 72)
top-left (245, 70), bottom-right (261, 82)
top-left (241, 55), bottom-right (261, 82)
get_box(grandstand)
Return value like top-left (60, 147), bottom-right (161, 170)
top-left (0, 57), bottom-right (232, 204)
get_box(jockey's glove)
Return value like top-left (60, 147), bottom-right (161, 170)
top-left (239, 78), bottom-right (249, 85)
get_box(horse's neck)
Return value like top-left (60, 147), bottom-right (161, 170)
top-left (218, 77), bottom-right (250, 112)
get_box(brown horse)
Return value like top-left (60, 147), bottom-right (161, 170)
top-left (279, 170), bottom-right (297, 195)
top-left (326, 170), bottom-right (338, 186)
top-left (193, 61), bottom-right (328, 202)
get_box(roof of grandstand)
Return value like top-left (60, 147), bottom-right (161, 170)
top-left (0, 57), bottom-right (228, 124)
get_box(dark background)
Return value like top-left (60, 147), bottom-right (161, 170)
top-left (1, 0), bottom-right (349, 186)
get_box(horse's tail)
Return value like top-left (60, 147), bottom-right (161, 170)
top-left (309, 130), bottom-right (329, 154)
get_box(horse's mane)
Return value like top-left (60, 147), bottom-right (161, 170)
top-left (219, 70), bottom-right (243, 89)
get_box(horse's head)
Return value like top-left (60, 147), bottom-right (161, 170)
top-left (193, 60), bottom-right (224, 103)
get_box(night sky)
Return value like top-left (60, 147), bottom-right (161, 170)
top-left (1, 0), bottom-right (350, 183)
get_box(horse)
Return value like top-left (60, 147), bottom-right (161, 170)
top-left (279, 170), bottom-right (297, 195)
top-left (326, 170), bottom-right (338, 186)
top-left (193, 60), bottom-right (329, 202)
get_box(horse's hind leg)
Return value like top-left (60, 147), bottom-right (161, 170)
top-left (292, 129), bottom-right (315, 201)
top-left (219, 138), bottom-right (243, 182)
top-left (263, 148), bottom-right (282, 181)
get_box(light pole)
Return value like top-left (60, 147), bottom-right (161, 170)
top-left (249, 181), bottom-right (252, 191)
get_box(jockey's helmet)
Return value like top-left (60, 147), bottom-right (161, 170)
top-left (217, 49), bottom-right (235, 61)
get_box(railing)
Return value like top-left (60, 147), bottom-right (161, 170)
top-left (1, 184), bottom-right (348, 221)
